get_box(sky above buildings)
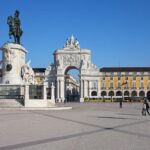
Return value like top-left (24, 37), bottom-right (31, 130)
top-left (0, 0), bottom-right (150, 68)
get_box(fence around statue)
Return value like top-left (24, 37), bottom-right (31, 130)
top-left (0, 84), bottom-right (25, 105)
top-left (0, 84), bottom-right (55, 107)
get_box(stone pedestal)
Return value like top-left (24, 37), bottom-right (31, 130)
top-left (80, 98), bottom-right (84, 102)
top-left (0, 43), bottom-right (27, 84)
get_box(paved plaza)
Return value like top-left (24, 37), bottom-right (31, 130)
top-left (0, 103), bottom-right (150, 150)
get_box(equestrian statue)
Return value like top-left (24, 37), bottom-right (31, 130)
top-left (7, 10), bottom-right (23, 44)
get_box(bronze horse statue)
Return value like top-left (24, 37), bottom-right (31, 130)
top-left (7, 10), bottom-right (23, 44)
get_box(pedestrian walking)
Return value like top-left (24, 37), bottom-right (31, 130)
top-left (142, 100), bottom-right (146, 116)
top-left (119, 98), bottom-right (122, 108)
top-left (142, 98), bottom-right (150, 116)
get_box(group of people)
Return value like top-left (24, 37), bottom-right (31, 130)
top-left (142, 98), bottom-right (150, 116)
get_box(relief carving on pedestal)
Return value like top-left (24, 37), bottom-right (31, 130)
top-left (4, 48), bottom-right (16, 63)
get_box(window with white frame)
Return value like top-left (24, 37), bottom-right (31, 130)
top-left (91, 81), bottom-right (97, 89)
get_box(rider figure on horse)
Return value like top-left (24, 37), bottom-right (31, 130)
top-left (7, 10), bottom-right (23, 44)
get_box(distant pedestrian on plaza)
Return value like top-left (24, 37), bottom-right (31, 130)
top-left (142, 98), bottom-right (150, 116)
top-left (119, 98), bottom-right (122, 108)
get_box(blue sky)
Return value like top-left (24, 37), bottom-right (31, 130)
top-left (0, 0), bottom-right (150, 68)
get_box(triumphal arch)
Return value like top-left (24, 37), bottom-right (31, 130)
top-left (45, 35), bottom-right (100, 102)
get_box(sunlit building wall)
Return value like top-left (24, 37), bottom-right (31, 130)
top-left (99, 67), bottom-right (150, 99)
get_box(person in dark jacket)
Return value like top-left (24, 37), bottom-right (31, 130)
top-left (142, 98), bottom-right (150, 115)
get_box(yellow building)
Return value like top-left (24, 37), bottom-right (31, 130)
top-left (33, 68), bottom-right (46, 85)
top-left (100, 67), bottom-right (150, 100)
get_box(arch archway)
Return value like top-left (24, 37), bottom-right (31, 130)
top-left (139, 91), bottom-right (145, 97)
top-left (108, 91), bottom-right (114, 97)
top-left (101, 91), bottom-right (107, 97)
top-left (147, 91), bottom-right (150, 100)
top-left (124, 91), bottom-right (129, 97)
top-left (91, 91), bottom-right (97, 96)
top-left (108, 91), bottom-right (114, 102)
top-left (124, 91), bottom-right (130, 101)
top-left (131, 91), bottom-right (137, 97)
top-left (116, 91), bottom-right (122, 96)
top-left (50, 35), bottom-right (99, 102)
top-left (65, 67), bottom-right (80, 102)
top-left (64, 66), bottom-right (79, 75)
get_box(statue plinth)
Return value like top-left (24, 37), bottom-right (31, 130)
top-left (0, 43), bottom-right (27, 84)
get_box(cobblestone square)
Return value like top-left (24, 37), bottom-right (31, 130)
top-left (0, 103), bottom-right (150, 150)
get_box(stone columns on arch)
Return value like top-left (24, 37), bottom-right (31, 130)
top-left (86, 80), bottom-right (90, 97)
top-left (80, 79), bottom-right (84, 102)
top-left (80, 79), bottom-right (89, 102)
top-left (56, 79), bottom-right (65, 102)
top-left (84, 80), bottom-right (88, 98)
top-left (60, 79), bottom-right (65, 102)
top-left (51, 82), bottom-right (55, 104)
top-left (57, 80), bottom-right (60, 101)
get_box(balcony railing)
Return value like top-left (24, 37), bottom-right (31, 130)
top-left (116, 87), bottom-right (121, 90)
top-left (100, 87), bottom-right (149, 90)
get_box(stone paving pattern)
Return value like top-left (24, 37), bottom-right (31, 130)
top-left (0, 103), bottom-right (150, 150)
